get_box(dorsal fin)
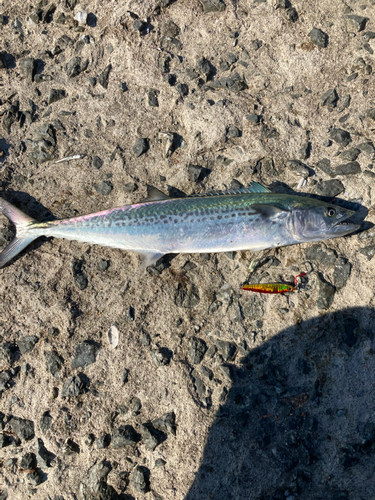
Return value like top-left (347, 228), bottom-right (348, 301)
top-left (244, 182), bottom-right (271, 194)
top-left (140, 185), bottom-right (171, 203)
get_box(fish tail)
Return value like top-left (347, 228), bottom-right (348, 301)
top-left (0, 196), bottom-right (42, 268)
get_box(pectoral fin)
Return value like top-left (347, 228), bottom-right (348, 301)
top-left (251, 204), bottom-right (290, 219)
top-left (139, 252), bottom-right (165, 269)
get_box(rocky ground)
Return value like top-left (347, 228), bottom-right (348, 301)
top-left (1, 0), bottom-right (375, 499)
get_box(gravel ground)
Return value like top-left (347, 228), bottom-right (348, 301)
top-left (1, 0), bottom-right (375, 499)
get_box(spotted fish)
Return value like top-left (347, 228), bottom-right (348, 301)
top-left (0, 183), bottom-right (360, 269)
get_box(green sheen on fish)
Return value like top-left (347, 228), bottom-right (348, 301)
top-left (0, 183), bottom-right (360, 269)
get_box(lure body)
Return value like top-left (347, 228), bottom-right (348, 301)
top-left (242, 283), bottom-right (296, 294)
top-left (0, 183), bottom-right (360, 269)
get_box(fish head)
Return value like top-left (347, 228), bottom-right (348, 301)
top-left (291, 201), bottom-right (360, 243)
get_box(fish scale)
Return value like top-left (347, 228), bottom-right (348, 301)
top-left (0, 182), bottom-right (361, 269)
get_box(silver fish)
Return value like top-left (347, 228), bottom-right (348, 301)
top-left (0, 183), bottom-right (360, 269)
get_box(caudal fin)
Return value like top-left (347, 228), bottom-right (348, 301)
top-left (0, 197), bottom-right (40, 268)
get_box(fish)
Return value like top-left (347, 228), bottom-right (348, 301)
top-left (242, 283), bottom-right (296, 294)
top-left (0, 182), bottom-right (360, 269)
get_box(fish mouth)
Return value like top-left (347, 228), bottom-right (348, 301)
top-left (332, 222), bottom-right (360, 236)
top-left (332, 210), bottom-right (360, 236)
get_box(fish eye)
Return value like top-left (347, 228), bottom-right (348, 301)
top-left (326, 208), bottom-right (336, 217)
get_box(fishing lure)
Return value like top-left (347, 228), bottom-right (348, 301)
top-left (242, 283), bottom-right (296, 294)
top-left (242, 272), bottom-right (307, 294)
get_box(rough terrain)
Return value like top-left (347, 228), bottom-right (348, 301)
top-left (1, 0), bottom-right (375, 499)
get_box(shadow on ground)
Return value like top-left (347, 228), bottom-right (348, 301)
top-left (185, 307), bottom-right (375, 500)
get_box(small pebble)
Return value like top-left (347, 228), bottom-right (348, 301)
top-left (27, 470), bottom-right (43, 486)
top-left (176, 83), bottom-right (189, 96)
top-left (20, 452), bottom-right (37, 470)
top-left (285, 159), bottom-right (309, 177)
top-left (131, 465), bottom-right (150, 493)
top-left (346, 15), bottom-right (368, 32)
top-left (309, 27), bottom-right (328, 47)
top-left (98, 64), bottom-right (112, 89)
top-left (227, 125), bottom-right (241, 137)
top-left (61, 373), bottom-right (89, 398)
top-left (74, 11), bottom-right (88, 24)
top-left (333, 257), bottom-right (352, 289)
top-left (48, 89), bottom-right (66, 105)
top-left (123, 182), bottom-right (138, 193)
top-left (163, 20), bottom-right (180, 38)
top-left (94, 180), bottom-right (113, 195)
top-left (39, 411), bottom-right (52, 434)
top-left (317, 275), bottom-right (336, 310)
top-left (357, 142), bottom-right (375, 155)
top-left (18, 336), bottom-right (38, 355)
top-left (285, 6), bottom-right (298, 22)
top-left (71, 259), bottom-right (88, 289)
top-left (189, 337), bottom-right (207, 364)
top-left (112, 425), bottom-right (140, 448)
top-left (85, 433), bottom-right (95, 446)
top-left (200, 0), bottom-right (226, 13)
top-left (45, 350), bottom-right (64, 377)
top-left (133, 138), bottom-right (149, 157)
top-left (148, 89), bottom-right (159, 107)
top-left (19, 57), bottom-right (35, 81)
top-left (330, 128), bottom-right (352, 147)
top-left (321, 88), bottom-right (338, 107)
top-left (359, 245), bottom-right (375, 260)
top-left (314, 179), bottom-right (344, 197)
top-left (71, 341), bottom-right (100, 369)
top-left (188, 164), bottom-right (204, 182)
top-left (133, 19), bottom-right (147, 33)
top-left (246, 114), bottom-right (261, 123)
top-left (151, 347), bottom-right (171, 367)
top-left (97, 433), bottom-right (111, 449)
top-left (122, 368), bottom-right (129, 384)
top-left (9, 416), bottom-right (35, 441)
top-left (97, 259), bottom-right (109, 271)
top-left (107, 326), bottom-right (119, 348)
top-left (340, 148), bottom-right (360, 161)
top-left (334, 161), bottom-right (361, 176)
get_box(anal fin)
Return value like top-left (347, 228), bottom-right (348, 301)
top-left (139, 252), bottom-right (165, 269)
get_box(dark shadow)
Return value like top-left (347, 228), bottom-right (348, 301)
top-left (197, 167), bottom-right (211, 182)
top-left (146, 254), bottom-right (178, 275)
top-left (167, 185), bottom-right (187, 198)
top-left (0, 138), bottom-right (11, 164)
top-left (185, 307), bottom-right (375, 500)
top-left (172, 133), bottom-right (185, 154)
top-left (34, 58), bottom-right (46, 77)
top-left (87, 13), bottom-right (97, 27)
top-left (43, 4), bottom-right (56, 24)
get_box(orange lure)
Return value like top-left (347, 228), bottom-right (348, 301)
top-left (242, 273), bottom-right (306, 294)
top-left (242, 283), bottom-right (296, 294)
